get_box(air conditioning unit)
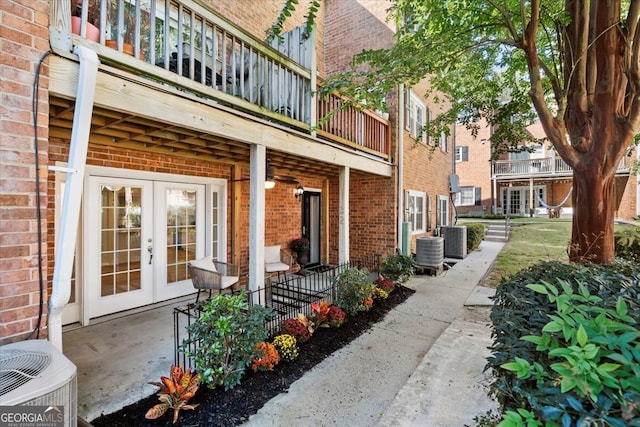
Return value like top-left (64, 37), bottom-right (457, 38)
top-left (441, 225), bottom-right (468, 259)
top-left (0, 340), bottom-right (77, 427)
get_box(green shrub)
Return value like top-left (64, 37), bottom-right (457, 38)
top-left (465, 223), bottom-right (487, 252)
top-left (379, 251), bottom-right (413, 283)
top-left (182, 293), bottom-right (274, 390)
top-left (615, 226), bottom-right (640, 262)
top-left (333, 267), bottom-right (375, 316)
top-left (489, 261), bottom-right (640, 425)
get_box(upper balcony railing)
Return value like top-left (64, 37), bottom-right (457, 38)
top-left (64, 0), bottom-right (391, 160)
top-left (493, 155), bottom-right (632, 178)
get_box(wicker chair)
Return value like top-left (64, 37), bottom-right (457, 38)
top-left (189, 258), bottom-right (239, 303)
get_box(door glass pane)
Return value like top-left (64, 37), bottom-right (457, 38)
top-left (166, 189), bottom-right (196, 283)
top-left (100, 185), bottom-right (142, 297)
top-left (211, 192), bottom-right (218, 259)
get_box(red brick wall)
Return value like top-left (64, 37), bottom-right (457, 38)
top-left (0, 0), bottom-right (51, 344)
top-left (455, 121), bottom-right (494, 214)
top-left (202, 0), bottom-right (326, 77)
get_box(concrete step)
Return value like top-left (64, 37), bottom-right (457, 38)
top-left (485, 225), bottom-right (509, 241)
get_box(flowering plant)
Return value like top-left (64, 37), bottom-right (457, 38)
top-left (327, 305), bottom-right (346, 328)
top-left (310, 300), bottom-right (331, 327)
top-left (373, 287), bottom-right (389, 299)
top-left (363, 296), bottom-right (374, 310)
top-left (273, 334), bottom-right (299, 362)
top-left (251, 342), bottom-right (280, 372)
top-left (290, 237), bottom-right (310, 252)
top-left (282, 317), bottom-right (312, 343)
top-left (374, 278), bottom-right (395, 294)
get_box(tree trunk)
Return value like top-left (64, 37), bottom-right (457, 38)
top-left (569, 168), bottom-right (616, 264)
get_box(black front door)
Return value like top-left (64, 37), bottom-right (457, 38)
top-left (302, 191), bottom-right (321, 266)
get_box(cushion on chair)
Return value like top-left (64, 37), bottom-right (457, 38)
top-left (265, 262), bottom-right (290, 273)
top-left (220, 275), bottom-right (238, 289)
top-left (190, 257), bottom-right (217, 273)
top-left (264, 246), bottom-right (281, 264)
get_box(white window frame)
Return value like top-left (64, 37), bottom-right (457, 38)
top-left (406, 190), bottom-right (426, 234)
top-left (437, 195), bottom-right (449, 227)
top-left (454, 147), bottom-right (463, 162)
top-left (405, 90), bottom-right (426, 143)
top-left (455, 186), bottom-right (476, 206)
top-left (440, 130), bottom-right (448, 152)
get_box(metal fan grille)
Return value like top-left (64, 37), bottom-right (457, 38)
top-left (0, 349), bottom-right (51, 396)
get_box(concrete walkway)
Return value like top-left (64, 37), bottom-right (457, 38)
top-left (243, 240), bottom-right (503, 427)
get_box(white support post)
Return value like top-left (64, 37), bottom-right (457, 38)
top-left (339, 166), bottom-right (350, 263)
top-left (248, 145), bottom-right (266, 297)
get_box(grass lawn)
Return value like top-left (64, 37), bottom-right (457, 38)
top-left (476, 218), bottom-right (638, 288)
top-left (481, 219), bottom-right (572, 287)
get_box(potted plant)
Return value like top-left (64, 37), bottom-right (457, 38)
top-left (105, 0), bottom-right (149, 59)
top-left (290, 237), bottom-right (310, 266)
top-left (72, 0), bottom-right (101, 42)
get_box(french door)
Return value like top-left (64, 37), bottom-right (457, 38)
top-left (83, 176), bottom-right (207, 322)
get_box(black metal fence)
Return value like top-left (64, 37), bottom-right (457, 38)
top-left (174, 255), bottom-right (380, 368)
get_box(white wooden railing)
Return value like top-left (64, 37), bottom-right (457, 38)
top-left (493, 156), bottom-right (631, 178)
top-left (60, 0), bottom-right (391, 159)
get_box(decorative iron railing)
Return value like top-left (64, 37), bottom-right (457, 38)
top-left (174, 255), bottom-right (380, 369)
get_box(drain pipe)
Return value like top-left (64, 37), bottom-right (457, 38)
top-left (48, 46), bottom-right (99, 351)
top-left (397, 84), bottom-right (405, 251)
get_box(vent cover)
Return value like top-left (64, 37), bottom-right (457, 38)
top-left (0, 349), bottom-right (51, 396)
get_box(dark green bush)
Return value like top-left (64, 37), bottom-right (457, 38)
top-left (333, 267), bottom-right (375, 316)
top-left (615, 226), bottom-right (640, 262)
top-left (183, 293), bottom-right (274, 390)
top-left (488, 261), bottom-right (640, 425)
top-left (379, 251), bottom-right (413, 283)
top-left (465, 223), bottom-right (486, 252)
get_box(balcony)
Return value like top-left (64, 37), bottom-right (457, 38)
top-left (61, 0), bottom-right (391, 160)
top-left (493, 155), bottom-right (632, 179)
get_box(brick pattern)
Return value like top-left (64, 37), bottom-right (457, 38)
top-left (1, 0), bottom-right (50, 344)
top-left (1, 0), bottom-right (457, 342)
top-left (454, 121), bottom-right (494, 214)
top-left (202, 0), bottom-right (326, 76)
top-left (456, 121), bottom-right (638, 220)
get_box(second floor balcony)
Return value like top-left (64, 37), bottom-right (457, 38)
top-left (58, 0), bottom-right (391, 160)
top-left (493, 155), bottom-right (633, 179)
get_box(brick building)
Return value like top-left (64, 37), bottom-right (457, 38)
top-left (454, 120), bottom-right (638, 220)
top-left (1, 0), bottom-right (452, 354)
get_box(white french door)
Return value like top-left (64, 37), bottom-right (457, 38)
top-left (155, 182), bottom-right (205, 301)
top-left (85, 177), bottom-right (154, 319)
top-left (82, 175), bottom-right (212, 323)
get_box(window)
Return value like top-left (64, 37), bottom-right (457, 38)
top-left (405, 90), bottom-right (426, 143)
top-left (436, 195), bottom-right (449, 227)
top-left (440, 131), bottom-right (448, 152)
top-left (455, 186), bottom-right (481, 206)
top-left (406, 190), bottom-right (426, 233)
top-left (455, 146), bottom-right (469, 162)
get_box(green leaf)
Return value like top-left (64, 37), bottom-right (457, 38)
top-left (616, 297), bottom-right (628, 317)
top-left (576, 324), bottom-right (588, 347)
top-left (542, 321), bottom-right (563, 333)
top-left (526, 284), bottom-right (548, 295)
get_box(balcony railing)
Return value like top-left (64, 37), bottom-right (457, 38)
top-left (493, 156), bottom-right (632, 178)
top-left (67, 0), bottom-right (391, 159)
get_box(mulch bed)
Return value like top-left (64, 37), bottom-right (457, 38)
top-left (91, 285), bottom-right (415, 427)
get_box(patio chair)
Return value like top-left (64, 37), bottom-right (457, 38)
top-left (264, 245), bottom-right (293, 283)
top-left (189, 257), bottom-right (239, 303)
